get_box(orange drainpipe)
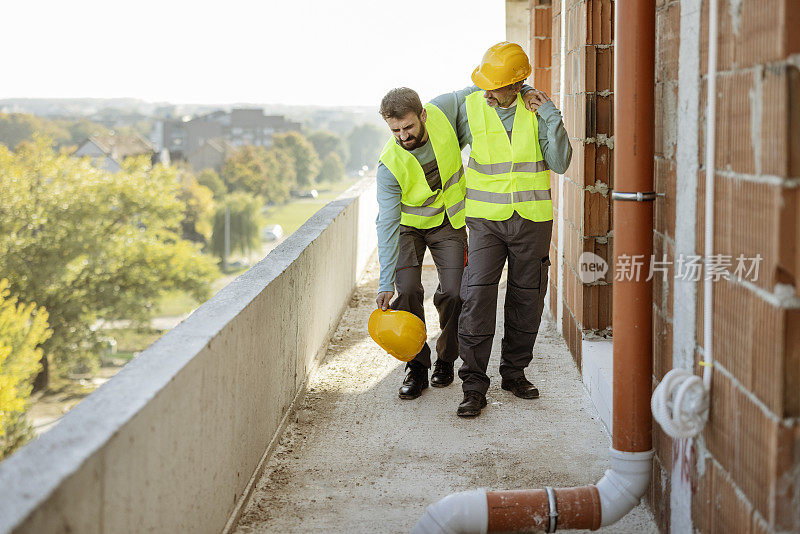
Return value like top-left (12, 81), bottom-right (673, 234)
top-left (411, 1), bottom-right (656, 531)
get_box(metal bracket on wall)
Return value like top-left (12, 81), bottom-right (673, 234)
top-left (610, 191), bottom-right (658, 202)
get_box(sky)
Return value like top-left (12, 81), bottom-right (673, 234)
top-left (2, 0), bottom-right (506, 107)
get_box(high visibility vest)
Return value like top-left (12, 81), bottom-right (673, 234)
top-left (378, 103), bottom-right (466, 229)
top-left (464, 91), bottom-right (553, 222)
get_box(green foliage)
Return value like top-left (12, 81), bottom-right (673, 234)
top-left (346, 123), bottom-right (385, 170)
top-left (308, 130), bottom-right (349, 165)
top-left (0, 138), bottom-right (219, 385)
top-left (317, 152), bottom-right (345, 183)
top-left (221, 145), bottom-right (296, 204)
top-left (0, 279), bottom-right (51, 457)
top-left (197, 168), bottom-right (227, 199)
top-left (262, 147), bottom-right (296, 204)
top-left (273, 131), bottom-right (320, 188)
top-left (210, 192), bottom-right (264, 262)
top-left (222, 145), bottom-right (271, 197)
top-left (0, 113), bottom-right (70, 149)
top-left (0, 113), bottom-right (110, 151)
top-left (177, 171), bottom-right (215, 244)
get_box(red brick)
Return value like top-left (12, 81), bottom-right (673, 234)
top-left (777, 186), bottom-right (798, 289)
top-left (595, 46), bottom-right (613, 92)
top-left (533, 67), bottom-right (552, 93)
top-left (713, 278), bottom-right (800, 417)
top-left (761, 66), bottom-right (790, 177)
top-left (582, 44), bottom-right (596, 93)
top-left (714, 176), bottom-right (782, 292)
top-left (589, 0), bottom-right (613, 45)
top-left (774, 423), bottom-right (800, 530)
top-left (656, 2), bottom-right (680, 83)
top-left (595, 93), bottom-right (612, 136)
top-left (533, 6), bottom-right (553, 37)
top-left (709, 460), bottom-right (756, 534)
top-left (533, 38), bottom-right (552, 69)
top-left (705, 369), bottom-right (800, 528)
top-left (788, 66), bottom-right (800, 179)
top-left (653, 309), bottom-right (673, 380)
top-left (584, 188), bottom-right (610, 236)
top-left (582, 142), bottom-right (595, 185)
top-left (716, 72), bottom-right (755, 174)
top-left (595, 144), bottom-right (611, 186)
top-left (789, 0), bottom-right (800, 56)
top-left (702, 0), bottom-right (796, 72)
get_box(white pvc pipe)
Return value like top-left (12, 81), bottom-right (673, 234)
top-left (596, 449), bottom-right (655, 526)
top-left (411, 489), bottom-right (488, 534)
top-left (556, 0), bottom-right (567, 331)
top-left (411, 449), bottom-right (653, 533)
top-left (702, 0), bottom-right (718, 389)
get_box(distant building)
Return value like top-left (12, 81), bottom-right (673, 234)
top-left (187, 138), bottom-right (234, 173)
top-left (156, 108), bottom-right (301, 164)
top-left (73, 132), bottom-right (168, 172)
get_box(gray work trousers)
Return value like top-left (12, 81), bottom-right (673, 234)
top-left (458, 213), bottom-right (552, 394)
top-left (391, 219), bottom-right (467, 370)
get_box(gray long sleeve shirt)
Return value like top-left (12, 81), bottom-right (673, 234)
top-left (376, 85), bottom-right (572, 293)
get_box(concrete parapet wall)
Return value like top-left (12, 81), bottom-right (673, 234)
top-left (0, 178), bottom-right (379, 534)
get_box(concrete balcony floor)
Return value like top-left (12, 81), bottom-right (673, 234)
top-left (235, 257), bottom-right (657, 533)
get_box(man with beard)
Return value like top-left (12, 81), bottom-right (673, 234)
top-left (375, 85), bottom-right (542, 400)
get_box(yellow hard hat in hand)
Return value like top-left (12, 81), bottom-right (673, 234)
top-left (368, 309), bottom-right (426, 362)
top-left (471, 41), bottom-right (532, 90)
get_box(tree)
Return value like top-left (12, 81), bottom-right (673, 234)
top-left (0, 279), bottom-right (51, 458)
top-left (0, 113), bottom-right (70, 149)
top-left (220, 145), bottom-right (296, 204)
top-left (209, 193), bottom-right (263, 263)
top-left (262, 147), bottom-right (296, 204)
top-left (308, 130), bottom-right (349, 165)
top-left (178, 171), bottom-right (215, 244)
top-left (317, 152), bottom-right (345, 183)
top-left (197, 168), bottom-right (227, 199)
top-left (221, 145), bottom-right (270, 196)
top-left (273, 131), bottom-right (320, 188)
top-left (0, 138), bottom-right (219, 388)
top-left (346, 123), bottom-right (386, 170)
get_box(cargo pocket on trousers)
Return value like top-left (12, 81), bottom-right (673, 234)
top-left (396, 231), bottom-right (422, 271)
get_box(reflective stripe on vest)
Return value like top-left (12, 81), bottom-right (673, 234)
top-left (464, 91), bottom-right (553, 222)
top-left (378, 103), bottom-right (466, 229)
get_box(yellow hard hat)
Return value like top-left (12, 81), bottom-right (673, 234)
top-left (471, 41), bottom-right (532, 91)
top-left (368, 309), bottom-right (426, 362)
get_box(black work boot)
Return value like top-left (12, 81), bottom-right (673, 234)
top-left (398, 366), bottom-right (428, 400)
top-left (456, 391), bottom-right (487, 417)
top-left (501, 375), bottom-right (540, 399)
top-left (430, 360), bottom-right (455, 388)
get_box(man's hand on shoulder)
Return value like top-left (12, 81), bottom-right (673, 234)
top-left (523, 88), bottom-right (552, 112)
top-left (376, 291), bottom-right (394, 311)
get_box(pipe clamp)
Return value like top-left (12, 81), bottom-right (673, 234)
top-left (611, 191), bottom-right (657, 202)
top-left (544, 486), bottom-right (558, 533)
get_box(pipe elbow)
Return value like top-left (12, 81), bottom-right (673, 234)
top-left (596, 448), bottom-right (654, 527)
top-left (411, 489), bottom-right (488, 534)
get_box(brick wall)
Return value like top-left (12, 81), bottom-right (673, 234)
top-left (546, 0), bottom-right (615, 368)
top-left (689, 0), bottom-right (800, 531)
top-left (517, 0), bottom-right (798, 530)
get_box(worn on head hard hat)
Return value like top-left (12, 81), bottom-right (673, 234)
top-left (471, 41), bottom-right (532, 91)
top-left (368, 309), bottom-right (426, 362)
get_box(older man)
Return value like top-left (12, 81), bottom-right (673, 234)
top-left (427, 42), bottom-right (572, 417)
